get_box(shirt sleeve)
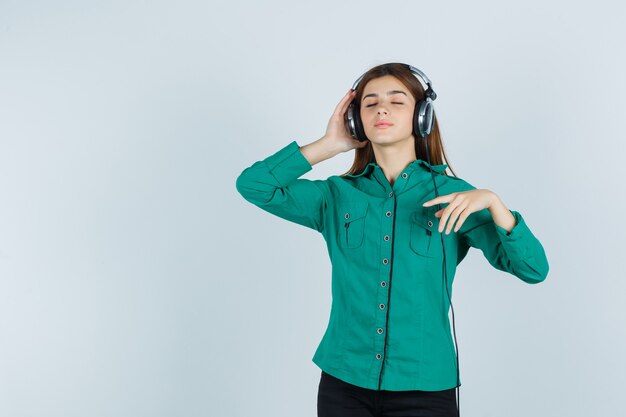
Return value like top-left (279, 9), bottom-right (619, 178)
top-left (453, 179), bottom-right (550, 284)
top-left (235, 140), bottom-right (327, 233)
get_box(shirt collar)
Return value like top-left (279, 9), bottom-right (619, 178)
top-left (345, 159), bottom-right (448, 178)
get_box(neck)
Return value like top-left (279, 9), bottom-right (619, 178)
top-left (371, 138), bottom-right (417, 187)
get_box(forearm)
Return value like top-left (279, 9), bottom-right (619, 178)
top-left (299, 136), bottom-right (343, 166)
top-left (235, 140), bottom-right (327, 231)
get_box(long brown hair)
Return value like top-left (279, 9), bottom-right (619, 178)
top-left (340, 63), bottom-right (458, 178)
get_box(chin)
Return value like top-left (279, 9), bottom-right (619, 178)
top-left (368, 133), bottom-right (410, 144)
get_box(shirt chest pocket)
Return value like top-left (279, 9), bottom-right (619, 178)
top-left (337, 201), bottom-right (369, 249)
top-left (409, 211), bottom-right (438, 257)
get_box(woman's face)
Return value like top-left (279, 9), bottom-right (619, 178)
top-left (360, 75), bottom-right (416, 146)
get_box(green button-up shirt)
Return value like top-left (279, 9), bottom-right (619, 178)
top-left (235, 140), bottom-right (549, 391)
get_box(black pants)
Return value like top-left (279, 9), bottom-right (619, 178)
top-left (317, 371), bottom-right (458, 417)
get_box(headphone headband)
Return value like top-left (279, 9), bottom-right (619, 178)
top-left (351, 63), bottom-right (437, 101)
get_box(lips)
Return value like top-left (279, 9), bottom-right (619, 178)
top-left (375, 121), bottom-right (393, 128)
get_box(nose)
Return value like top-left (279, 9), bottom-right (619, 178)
top-left (378, 107), bottom-right (388, 115)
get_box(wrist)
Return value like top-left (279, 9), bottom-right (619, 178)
top-left (487, 190), bottom-right (502, 210)
top-left (317, 136), bottom-right (343, 157)
top-left (300, 137), bottom-right (339, 166)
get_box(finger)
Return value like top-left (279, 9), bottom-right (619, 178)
top-left (446, 202), bottom-right (465, 235)
top-left (422, 197), bottom-right (439, 207)
top-left (438, 203), bottom-right (457, 233)
top-left (434, 208), bottom-right (447, 218)
top-left (453, 212), bottom-right (469, 233)
top-left (333, 90), bottom-right (353, 115)
top-left (340, 91), bottom-right (356, 114)
top-left (446, 203), bottom-right (467, 234)
top-left (423, 193), bottom-right (454, 207)
top-left (450, 215), bottom-right (467, 233)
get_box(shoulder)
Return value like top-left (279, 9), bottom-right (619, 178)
top-left (326, 174), bottom-right (359, 188)
top-left (439, 173), bottom-right (478, 193)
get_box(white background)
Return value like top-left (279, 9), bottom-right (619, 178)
top-left (1, 1), bottom-right (624, 416)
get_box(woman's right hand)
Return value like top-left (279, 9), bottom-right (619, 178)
top-left (321, 89), bottom-right (369, 153)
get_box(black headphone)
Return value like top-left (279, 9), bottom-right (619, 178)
top-left (346, 63), bottom-right (438, 142)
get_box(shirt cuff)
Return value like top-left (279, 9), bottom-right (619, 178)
top-left (494, 210), bottom-right (532, 261)
top-left (263, 140), bottom-right (313, 186)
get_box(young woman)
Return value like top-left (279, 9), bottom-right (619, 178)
top-left (235, 63), bottom-right (549, 417)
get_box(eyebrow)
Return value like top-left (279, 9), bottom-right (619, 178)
top-left (362, 90), bottom-right (408, 100)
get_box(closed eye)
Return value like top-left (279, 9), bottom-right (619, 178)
top-left (365, 102), bottom-right (404, 108)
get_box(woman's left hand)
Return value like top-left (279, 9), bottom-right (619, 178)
top-left (422, 189), bottom-right (498, 234)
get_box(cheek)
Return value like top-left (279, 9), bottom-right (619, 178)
top-left (360, 108), bottom-right (372, 120)
top-left (395, 110), bottom-right (416, 128)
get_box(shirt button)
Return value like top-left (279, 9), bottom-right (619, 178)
top-left (389, 191), bottom-right (393, 197)
top-left (377, 328), bottom-right (384, 334)
top-left (384, 235), bottom-right (390, 241)
top-left (401, 172), bottom-right (408, 179)
top-left (385, 211), bottom-right (392, 217)
top-left (382, 258), bottom-right (388, 265)
top-left (345, 212), bottom-right (350, 219)
top-left (379, 303), bottom-right (385, 309)
top-left (427, 220), bottom-right (433, 227)
top-left (376, 353), bottom-right (382, 360)
top-left (381, 281), bottom-right (386, 287)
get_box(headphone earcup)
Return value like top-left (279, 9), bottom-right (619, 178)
top-left (347, 103), bottom-right (356, 139)
top-left (348, 102), bottom-right (368, 142)
top-left (354, 106), bottom-right (368, 142)
top-left (414, 99), bottom-right (434, 138)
